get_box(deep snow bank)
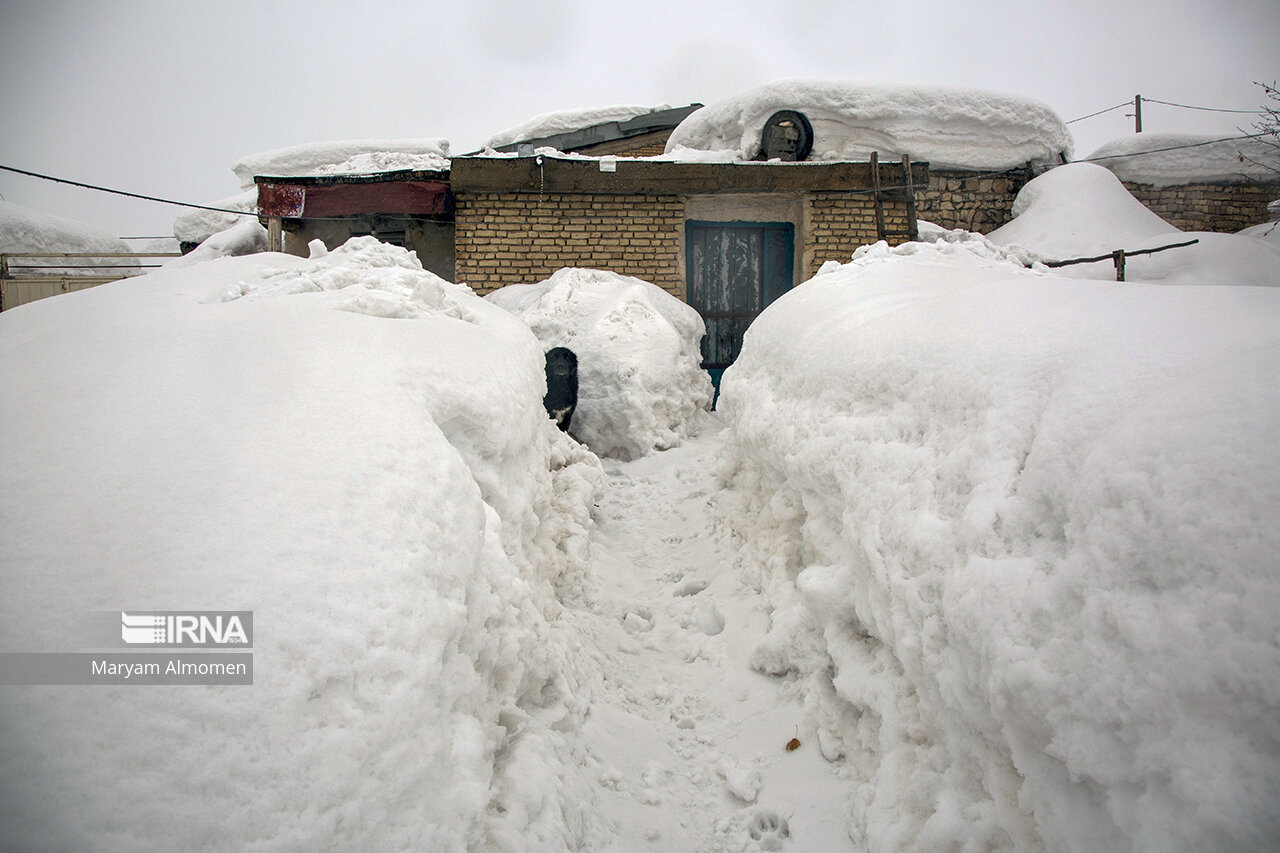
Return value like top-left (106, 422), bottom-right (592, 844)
top-left (989, 163), bottom-right (1280, 286)
top-left (486, 268), bottom-right (713, 460)
top-left (1, 200), bottom-right (139, 276)
top-left (665, 80), bottom-right (1072, 169)
top-left (718, 237), bottom-right (1280, 852)
top-left (0, 238), bottom-right (602, 851)
top-left (1087, 132), bottom-right (1280, 185)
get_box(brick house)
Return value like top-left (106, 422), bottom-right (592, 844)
top-left (257, 151), bottom-right (924, 374)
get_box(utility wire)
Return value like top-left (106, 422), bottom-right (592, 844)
top-left (1142, 97), bottom-right (1261, 115)
top-left (0, 163), bottom-right (260, 217)
top-left (1067, 102), bottom-right (1132, 124)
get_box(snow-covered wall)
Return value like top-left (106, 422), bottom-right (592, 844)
top-left (665, 80), bottom-right (1072, 170)
top-left (719, 237), bottom-right (1280, 851)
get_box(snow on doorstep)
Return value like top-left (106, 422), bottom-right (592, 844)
top-left (485, 104), bottom-right (673, 149)
top-left (485, 268), bottom-right (713, 460)
top-left (987, 162), bottom-right (1280, 285)
top-left (664, 80), bottom-right (1072, 169)
top-left (0, 238), bottom-right (603, 851)
top-left (231, 138), bottom-right (451, 187)
top-left (172, 188), bottom-right (258, 245)
top-left (718, 236), bottom-right (1280, 852)
top-left (1087, 132), bottom-right (1280, 185)
top-left (0, 200), bottom-right (139, 276)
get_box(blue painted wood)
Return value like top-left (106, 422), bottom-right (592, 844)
top-left (686, 221), bottom-right (794, 372)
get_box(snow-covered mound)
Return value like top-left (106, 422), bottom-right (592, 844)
top-left (486, 104), bottom-right (672, 149)
top-left (172, 189), bottom-right (257, 246)
top-left (486, 268), bottom-right (713, 460)
top-left (989, 163), bottom-right (1280, 285)
top-left (0, 238), bottom-right (604, 851)
top-left (1239, 218), bottom-right (1279, 243)
top-left (231, 138), bottom-right (451, 187)
top-left (162, 219), bottom-right (267, 269)
top-left (718, 237), bottom-right (1280, 852)
top-left (1087, 132), bottom-right (1280, 185)
top-left (664, 80), bottom-right (1072, 169)
top-left (0, 200), bottom-right (138, 276)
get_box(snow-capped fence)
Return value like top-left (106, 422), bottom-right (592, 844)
top-left (0, 251), bottom-right (179, 311)
top-left (1042, 238), bottom-right (1199, 281)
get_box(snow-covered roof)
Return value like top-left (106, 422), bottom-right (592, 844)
top-left (172, 189), bottom-right (258, 245)
top-left (485, 105), bottom-right (674, 150)
top-left (1085, 132), bottom-right (1280, 186)
top-left (0, 200), bottom-right (138, 276)
top-left (664, 80), bottom-right (1073, 170)
top-left (231, 138), bottom-right (451, 187)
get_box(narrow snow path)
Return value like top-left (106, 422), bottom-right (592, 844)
top-left (568, 419), bottom-right (859, 852)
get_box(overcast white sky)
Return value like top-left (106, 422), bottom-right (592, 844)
top-left (1, 0), bottom-right (1276, 238)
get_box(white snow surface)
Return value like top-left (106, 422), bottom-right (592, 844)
top-left (1087, 132), bottom-right (1280, 185)
top-left (485, 104), bottom-right (672, 149)
top-left (988, 163), bottom-right (1280, 285)
top-left (0, 200), bottom-right (139, 276)
top-left (718, 236), bottom-right (1280, 852)
top-left (0, 238), bottom-right (606, 851)
top-left (231, 138), bottom-right (451, 187)
top-left (485, 268), bottom-right (713, 460)
top-left (664, 80), bottom-right (1072, 169)
top-left (172, 189), bottom-right (258, 244)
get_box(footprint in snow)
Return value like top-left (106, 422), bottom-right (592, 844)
top-left (745, 808), bottom-right (790, 851)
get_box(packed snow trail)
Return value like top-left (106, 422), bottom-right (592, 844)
top-left (567, 419), bottom-right (859, 852)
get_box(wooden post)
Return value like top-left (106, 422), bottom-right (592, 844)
top-left (1113, 249), bottom-right (1126, 281)
top-left (902, 155), bottom-right (918, 242)
top-left (267, 217), bottom-right (283, 253)
top-left (870, 151), bottom-right (886, 241)
top-left (1134, 95), bottom-right (1143, 133)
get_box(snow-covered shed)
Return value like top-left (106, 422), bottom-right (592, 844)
top-left (483, 103), bottom-right (703, 157)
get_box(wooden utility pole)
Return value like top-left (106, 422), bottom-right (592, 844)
top-left (1134, 94), bottom-right (1143, 133)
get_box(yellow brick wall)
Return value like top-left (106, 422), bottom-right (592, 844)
top-left (455, 192), bottom-right (685, 297)
top-left (804, 193), bottom-right (908, 278)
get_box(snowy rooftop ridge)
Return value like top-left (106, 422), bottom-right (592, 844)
top-left (664, 80), bottom-right (1073, 170)
top-left (0, 200), bottom-right (139, 276)
top-left (484, 104), bottom-right (675, 150)
top-left (1085, 132), bottom-right (1280, 186)
top-left (231, 138), bottom-right (451, 188)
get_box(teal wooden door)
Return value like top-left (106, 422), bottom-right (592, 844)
top-left (686, 221), bottom-right (794, 379)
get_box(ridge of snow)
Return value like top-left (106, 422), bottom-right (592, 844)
top-left (485, 104), bottom-right (673, 149)
top-left (1087, 132), bottom-right (1280, 185)
top-left (664, 80), bottom-right (1072, 169)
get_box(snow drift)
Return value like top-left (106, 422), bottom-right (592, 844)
top-left (0, 238), bottom-right (603, 851)
top-left (665, 80), bottom-right (1072, 169)
top-left (988, 162), bottom-right (1280, 285)
top-left (163, 219), bottom-right (268, 269)
top-left (718, 236), bottom-right (1280, 852)
top-left (486, 268), bottom-right (713, 461)
top-left (231, 138), bottom-right (451, 187)
top-left (1, 200), bottom-right (139, 276)
top-left (1087, 132), bottom-right (1280, 185)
